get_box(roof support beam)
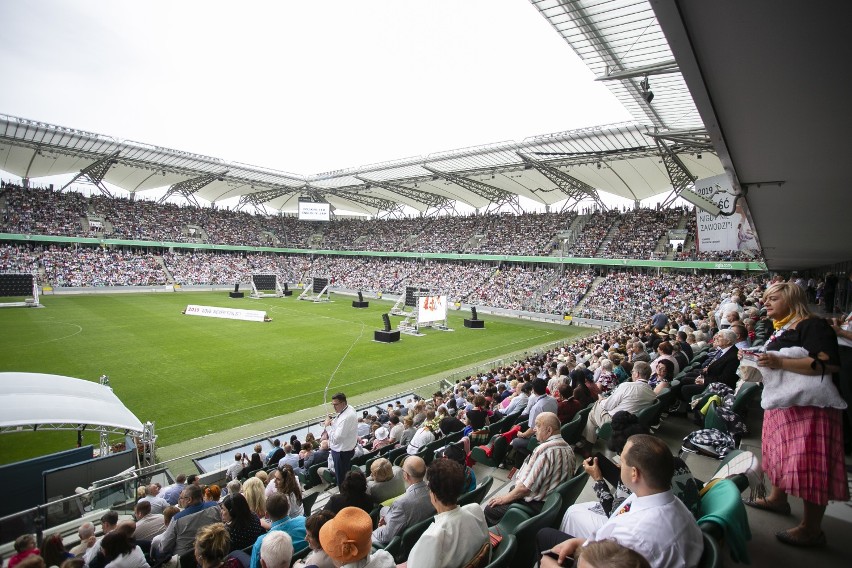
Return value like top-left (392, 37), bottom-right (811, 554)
top-left (422, 166), bottom-right (522, 214)
top-left (644, 128), bottom-right (715, 153)
top-left (596, 60), bottom-right (679, 81)
top-left (555, 0), bottom-right (666, 127)
top-left (517, 153), bottom-right (608, 212)
top-left (655, 137), bottom-right (698, 208)
top-left (355, 176), bottom-right (455, 217)
top-left (158, 171), bottom-right (228, 207)
top-left (60, 150), bottom-right (120, 197)
top-left (332, 191), bottom-right (406, 219)
top-left (235, 186), bottom-right (301, 212)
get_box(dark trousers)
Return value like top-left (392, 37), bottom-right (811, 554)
top-left (537, 527), bottom-right (574, 562)
top-left (331, 449), bottom-right (355, 488)
top-left (839, 345), bottom-right (852, 452)
top-left (484, 496), bottom-right (543, 526)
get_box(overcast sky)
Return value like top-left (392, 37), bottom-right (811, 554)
top-left (0, 0), bottom-right (633, 178)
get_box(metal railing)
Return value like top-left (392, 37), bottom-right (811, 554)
top-left (0, 466), bottom-right (171, 549)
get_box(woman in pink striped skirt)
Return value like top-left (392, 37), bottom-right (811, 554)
top-left (744, 282), bottom-right (847, 548)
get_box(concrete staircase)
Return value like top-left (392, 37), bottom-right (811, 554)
top-left (573, 275), bottom-right (607, 310)
top-left (155, 255), bottom-right (174, 283)
top-left (595, 217), bottom-right (622, 256)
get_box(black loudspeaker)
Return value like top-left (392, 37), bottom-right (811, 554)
top-left (282, 282), bottom-right (293, 296)
top-left (229, 291), bottom-right (244, 298)
top-left (382, 313), bottom-right (392, 332)
top-left (464, 307), bottom-right (484, 328)
top-left (374, 329), bottom-right (400, 343)
top-left (234, 283), bottom-right (240, 293)
top-left (352, 290), bottom-right (369, 308)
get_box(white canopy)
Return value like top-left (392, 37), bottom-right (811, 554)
top-left (0, 372), bottom-right (144, 435)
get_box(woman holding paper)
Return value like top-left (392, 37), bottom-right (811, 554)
top-left (744, 282), bottom-right (847, 548)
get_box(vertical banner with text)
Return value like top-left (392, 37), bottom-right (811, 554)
top-left (694, 175), bottom-right (758, 252)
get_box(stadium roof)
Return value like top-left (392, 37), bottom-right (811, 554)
top-left (0, 0), bottom-right (726, 216)
top-left (651, 0), bottom-right (851, 270)
top-left (0, 372), bottom-right (144, 436)
top-left (0, 114), bottom-right (721, 215)
top-left (529, 0), bottom-right (702, 131)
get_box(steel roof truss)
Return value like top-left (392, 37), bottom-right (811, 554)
top-left (60, 150), bottom-right (120, 197)
top-left (332, 191), bottom-right (405, 219)
top-left (655, 137), bottom-right (697, 208)
top-left (518, 153), bottom-right (608, 212)
top-left (422, 166), bottom-right (522, 214)
top-left (158, 171), bottom-right (228, 207)
top-left (236, 187), bottom-right (302, 209)
top-left (354, 176), bottom-right (453, 213)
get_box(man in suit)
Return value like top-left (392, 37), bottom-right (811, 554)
top-left (372, 455), bottom-right (435, 546)
top-left (675, 329), bottom-right (740, 403)
top-left (152, 484), bottom-right (220, 559)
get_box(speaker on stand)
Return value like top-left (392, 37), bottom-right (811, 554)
top-left (374, 313), bottom-right (400, 342)
top-left (229, 282), bottom-right (244, 298)
top-left (464, 306), bottom-right (484, 328)
top-left (352, 290), bottom-right (369, 308)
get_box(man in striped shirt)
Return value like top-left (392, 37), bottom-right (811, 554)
top-left (484, 412), bottom-right (575, 525)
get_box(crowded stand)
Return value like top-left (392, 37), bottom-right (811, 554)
top-left (2, 241), bottom-right (764, 327)
top-left (468, 211), bottom-right (575, 256)
top-left (4, 275), bottom-right (842, 567)
top-left (42, 247), bottom-right (168, 287)
top-left (598, 207), bottom-right (684, 259)
top-left (576, 271), bottom-right (761, 325)
top-left (2, 228), bottom-right (850, 566)
top-left (565, 209), bottom-right (619, 257)
top-left (1, 184), bottom-right (763, 262)
top-left (1, 183), bottom-right (89, 237)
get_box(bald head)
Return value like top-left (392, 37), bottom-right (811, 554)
top-left (402, 455), bottom-right (426, 484)
top-left (534, 412), bottom-right (560, 439)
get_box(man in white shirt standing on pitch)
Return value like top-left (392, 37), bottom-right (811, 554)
top-left (324, 392), bottom-right (357, 489)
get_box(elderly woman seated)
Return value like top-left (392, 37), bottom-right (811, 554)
top-left (366, 458), bottom-right (405, 503)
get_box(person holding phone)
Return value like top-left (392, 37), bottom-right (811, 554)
top-left (537, 435), bottom-right (702, 568)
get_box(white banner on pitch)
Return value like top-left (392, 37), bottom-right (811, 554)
top-left (419, 295), bottom-right (447, 323)
top-left (184, 304), bottom-right (267, 322)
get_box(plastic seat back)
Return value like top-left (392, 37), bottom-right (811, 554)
top-left (554, 472), bottom-right (589, 519)
top-left (484, 534), bottom-right (517, 568)
top-left (509, 493), bottom-right (563, 568)
top-left (560, 413), bottom-right (585, 445)
top-left (301, 491), bottom-right (319, 517)
top-left (459, 475), bottom-right (494, 506)
top-left (697, 531), bottom-right (721, 568)
top-left (731, 382), bottom-right (762, 416)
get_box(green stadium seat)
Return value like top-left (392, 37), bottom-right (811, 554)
top-left (491, 493), bottom-right (562, 568)
top-left (458, 475), bottom-right (494, 507)
top-left (484, 533), bottom-right (517, 568)
top-left (469, 434), bottom-right (509, 468)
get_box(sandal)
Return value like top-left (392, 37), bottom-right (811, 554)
top-left (743, 498), bottom-right (791, 516)
top-left (775, 529), bottom-right (826, 548)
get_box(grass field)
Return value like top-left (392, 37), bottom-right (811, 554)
top-left (0, 292), bottom-right (589, 464)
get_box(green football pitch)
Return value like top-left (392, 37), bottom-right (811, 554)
top-left (0, 292), bottom-right (589, 464)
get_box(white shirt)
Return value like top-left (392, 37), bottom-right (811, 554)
top-left (589, 491), bottom-right (703, 568)
top-left (600, 380), bottom-right (656, 416)
top-left (407, 504), bottom-right (489, 568)
top-left (406, 426), bottom-right (435, 455)
top-left (328, 404), bottom-right (358, 452)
